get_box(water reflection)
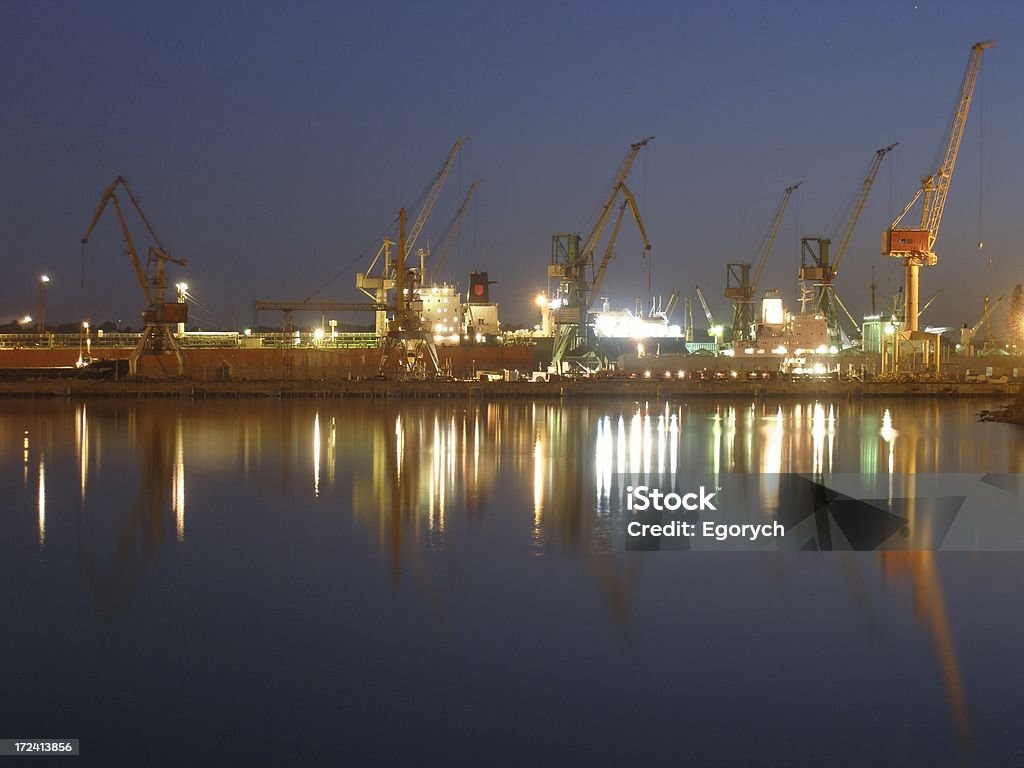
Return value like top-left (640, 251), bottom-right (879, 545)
top-left (2, 397), bottom-right (1021, 754)
top-left (173, 416), bottom-right (185, 543)
top-left (37, 451), bottom-right (45, 549)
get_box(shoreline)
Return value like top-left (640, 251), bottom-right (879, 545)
top-left (0, 379), bottom-right (1016, 400)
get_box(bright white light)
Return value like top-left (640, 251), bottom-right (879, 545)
top-left (40, 275), bottom-right (50, 283)
top-left (313, 327), bottom-right (325, 341)
top-left (21, 315), bottom-right (32, 324)
top-left (762, 297), bottom-right (784, 325)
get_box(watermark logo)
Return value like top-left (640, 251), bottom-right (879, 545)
top-left (625, 484), bottom-right (717, 512)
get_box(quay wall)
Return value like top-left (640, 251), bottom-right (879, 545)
top-left (0, 346), bottom-right (539, 381)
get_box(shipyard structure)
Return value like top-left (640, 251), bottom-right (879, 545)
top-left (3, 40), bottom-right (1022, 395)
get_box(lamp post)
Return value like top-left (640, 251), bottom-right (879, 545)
top-left (38, 275), bottom-right (50, 334)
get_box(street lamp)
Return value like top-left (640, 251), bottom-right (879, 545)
top-left (38, 275), bottom-right (49, 333)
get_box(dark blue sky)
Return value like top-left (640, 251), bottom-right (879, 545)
top-left (2, 0), bottom-right (1021, 329)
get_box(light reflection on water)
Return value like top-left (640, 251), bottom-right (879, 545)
top-left (5, 398), bottom-right (1024, 559)
top-left (1, 397), bottom-right (1023, 764)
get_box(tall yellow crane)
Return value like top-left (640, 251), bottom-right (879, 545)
top-left (725, 182), bottom-right (801, 343)
top-left (882, 40), bottom-right (994, 332)
top-left (800, 144), bottom-right (896, 345)
top-left (357, 138), bottom-right (466, 340)
top-left (549, 136), bottom-right (653, 372)
top-left (80, 176), bottom-right (188, 377)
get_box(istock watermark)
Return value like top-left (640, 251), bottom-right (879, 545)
top-left (625, 485), bottom-right (718, 511)
top-left (606, 473), bottom-right (1024, 552)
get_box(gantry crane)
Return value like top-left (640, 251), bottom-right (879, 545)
top-left (725, 182), bottom-right (801, 343)
top-left (549, 136), bottom-right (653, 372)
top-left (427, 179), bottom-right (481, 284)
top-left (800, 144), bottom-right (896, 345)
top-left (882, 40), bottom-right (994, 333)
top-left (80, 176), bottom-right (188, 377)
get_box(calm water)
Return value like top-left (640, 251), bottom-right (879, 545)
top-left (2, 397), bottom-right (1023, 766)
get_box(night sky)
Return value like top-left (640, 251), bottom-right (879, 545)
top-left (2, 0), bottom-right (1021, 330)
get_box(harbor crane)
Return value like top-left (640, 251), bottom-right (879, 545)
top-left (357, 138), bottom-right (466, 341)
top-left (80, 176), bottom-right (188, 377)
top-left (800, 144), bottom-right (896, 345)
top-left (427, 179), bottom-right (481, 284)
top-left (725, 182), bottom-right (801, 343)
top-left (882, 40), bottom-right (993, 333)
top-left (549, 136), bottom-right (653, 372)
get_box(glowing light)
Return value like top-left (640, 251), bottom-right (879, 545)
top-left (77, 405), bottom-right (89, 503)
top-left (312, 412), bottom-right (321, 497)
top-left (173, 418), bottom-right (185, 542)
top-left (40, 274), bottom-right (50, 283)
top-left (535, 293), bottom-right (547, 307)
top-left (762, 297), bottom-right (784, 325)
top-left (37, 453), bottom-right (45, 548)
top-left (313, 327), bottom-right (325, 341)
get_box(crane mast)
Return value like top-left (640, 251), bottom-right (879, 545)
top-left (725, 182), bottom-right (801, 343)
top-left (883, 40), bottom-right (993, 332)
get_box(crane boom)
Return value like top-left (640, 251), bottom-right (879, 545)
top-left (428, 179), bottom-right (480, 283)
top-left (590, 182), bottom-right (651, 299)
top-left (406, 138), bottom-right (466, 259)
top-left (969, 294), bottom-right (1003, 334)
top-left (833, 143), bottom-right (897, 272)
top-left (109, 193), bottom-right (152, 304)
top-left (579, 136), bottom-right (653, 268)
top-left (752, 182), bottom-right (801, 295)
top-left (696, 285), bottom-right (715, 327)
